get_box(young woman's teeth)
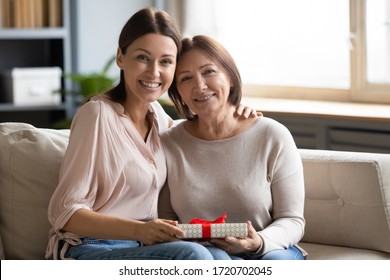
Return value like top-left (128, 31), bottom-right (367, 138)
top-left (140, 81), bottom-right (160, 88)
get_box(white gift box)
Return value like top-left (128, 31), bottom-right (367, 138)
top-left (178, 223), bottom-right (248, 239)
top-left (0, 67), bottom-right (62, 106)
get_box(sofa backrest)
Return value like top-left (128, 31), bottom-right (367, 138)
top-left (299, 149), bottom-right (390, 253)
top-left (0, 122), bottom-right (69, 259)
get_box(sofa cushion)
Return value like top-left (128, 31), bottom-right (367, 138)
top-left (299, 149), bottom-right (390, 254)
top-left (0, 122), bottom-right (69, 259)
top-left (299, 242), bottom-right (390, 260)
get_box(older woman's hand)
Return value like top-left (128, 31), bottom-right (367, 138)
top-left (210, 221), bottom-right (263, 254)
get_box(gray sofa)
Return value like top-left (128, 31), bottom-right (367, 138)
top-left (0, 122), bottom-right (389, 260)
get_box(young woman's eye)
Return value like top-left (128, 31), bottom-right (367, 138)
top-left (161, 59), bottom-right (173, 65)
top-left (137, 55), bottom-right (148, 62)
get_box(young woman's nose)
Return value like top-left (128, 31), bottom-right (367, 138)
top-left (146, 61), bottom-right (160, 78)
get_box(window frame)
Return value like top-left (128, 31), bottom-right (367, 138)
top-left (164, 0), bottom-right (390, 104)
top-left (351, 0), bottom-right (390, 103)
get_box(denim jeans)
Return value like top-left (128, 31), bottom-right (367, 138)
top-left (63, 238), bottom-right (304, 260)
top-left (234, 245), bottom-right (305, 260)
top-left (258, 245), bottom-right (305, 260)
top-left (64, 238), bottom-right (217, 260)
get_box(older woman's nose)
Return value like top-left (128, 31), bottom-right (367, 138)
top-left (193, 75), bottom-right (207, 93)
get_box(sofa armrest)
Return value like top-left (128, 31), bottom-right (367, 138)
top-left (299, 149), bottom-right (390, 253)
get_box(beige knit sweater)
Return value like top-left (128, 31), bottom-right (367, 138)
top-left (159, 117), bottom-right (305, 256)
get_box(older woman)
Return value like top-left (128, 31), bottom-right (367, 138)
top-left (159, 35), bottom-right (306, 260)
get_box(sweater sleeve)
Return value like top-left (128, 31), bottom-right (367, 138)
top-left (255, 121), bottom-right (305, 255)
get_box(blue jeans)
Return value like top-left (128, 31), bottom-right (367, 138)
top-left (208, 245), bottom-right (305, 260)
top-left (64, 238), bottom-right (216, 260)
top-left (259, 246), bottom-right (305, 260)
top-left (63, 238), bottom-right (304, 260)
top-left (240, 245), bottom-right (305, 260)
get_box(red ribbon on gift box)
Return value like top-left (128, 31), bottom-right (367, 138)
top-left (189, 213), bottom-right (227, 238)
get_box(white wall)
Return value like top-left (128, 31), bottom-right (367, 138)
top-left (73, 0), bottom-right (153, 78)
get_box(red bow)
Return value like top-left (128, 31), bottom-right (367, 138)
top-left (189, 213), bottom-right (227, 238)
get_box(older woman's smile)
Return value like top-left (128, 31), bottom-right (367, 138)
top-left (194, 93), bottom-right (216, 102)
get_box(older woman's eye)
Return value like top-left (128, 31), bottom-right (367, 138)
top-left (180, 76), bottom-right (191, 82)
top-left (203, 69), bottom-right (216, 75)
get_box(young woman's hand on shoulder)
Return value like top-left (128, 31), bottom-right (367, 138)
top-left (235, 104), bottom-right (262, 119)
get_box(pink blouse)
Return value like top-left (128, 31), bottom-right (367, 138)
top-left (45, 94), bottom-right (170, 259)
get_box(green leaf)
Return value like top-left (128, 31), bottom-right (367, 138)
top-left (63, 55), bottom-right (118, 99)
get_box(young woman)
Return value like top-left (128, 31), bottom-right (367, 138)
top-left (46, 8), bottom-right (227, 260)
top-left (159, 35), bottom-right (307, 260)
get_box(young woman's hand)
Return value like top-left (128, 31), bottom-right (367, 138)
top-left (210, 221), bottom-right (263, 254)
top-left (234, 104), bottom-right (262, 119)
top-left (136, 219), bottom-right (185, 245)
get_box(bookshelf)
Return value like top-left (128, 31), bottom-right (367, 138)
top-left (0, 0), bottom-right (71, 128)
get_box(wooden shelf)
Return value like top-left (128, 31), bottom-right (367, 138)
top-left (0, 103), bottom-right (66, 111)
top-left (0, 0), bottom-right (71, 128)
top-left (0, 28), bottom-right (68, 39)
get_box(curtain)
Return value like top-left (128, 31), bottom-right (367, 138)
top-left (164, 0), bottom-right (218, 38)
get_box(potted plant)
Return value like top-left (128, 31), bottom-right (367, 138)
top-left (66, 55), bottom-right (117, 106)
top-left (53, 56), bottom-right (118, 128)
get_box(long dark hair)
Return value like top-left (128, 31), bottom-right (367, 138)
top-left (168, 35), bottom-right (242, 120)
top-left (106, 7), bottom-right (181, 103)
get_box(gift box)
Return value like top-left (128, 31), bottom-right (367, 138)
top-left (177, 213), bottom-right (248, 239)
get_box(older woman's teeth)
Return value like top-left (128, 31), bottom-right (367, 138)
top-left (196, 94), bottom-right (214, 101)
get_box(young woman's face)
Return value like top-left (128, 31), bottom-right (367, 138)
top-left (175, 49), bottom-right (232, 118)
top-left (117, 33), bottom-right (177, 105)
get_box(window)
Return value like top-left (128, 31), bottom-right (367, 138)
top-left (166, 0), bottom-right (390, 103)
top-left (214, 0), bottom-right (350, 90)
top-left (366, 0), bottom-right (390, 84)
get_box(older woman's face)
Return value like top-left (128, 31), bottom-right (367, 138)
top-left (175, 49), bottom-right (232, 118)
